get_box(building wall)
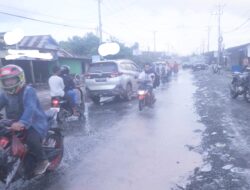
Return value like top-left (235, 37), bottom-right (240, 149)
top-left (58, 59), bottom-right (82, 74)
top-left (226, 47), bottom-right (248, 70)
top-left (1, 59), bottom-right (52, 84)
top-left (48, 58), bottom-right (84, 75)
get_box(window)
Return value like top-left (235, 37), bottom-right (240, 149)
top-left (88, 62), bottom-right (118, 73)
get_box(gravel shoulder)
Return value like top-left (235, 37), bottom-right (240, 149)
top-left (184, 69), bottom-right (250, 190)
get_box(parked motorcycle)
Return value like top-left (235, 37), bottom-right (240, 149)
top-left (230, 71), bottom-right (249, 101)
top-left (50, 88), bottom-right (85, 129)
top-left (212, 64), bottom-right (221, 74)
top-left (243, 68), bottom-right (250, 102)
top-left (138, 81), bottom-right (155, 111)
top-left (0, 110), bottom-right (63, 189)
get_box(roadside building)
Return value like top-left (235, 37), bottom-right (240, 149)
top-left (0, 34), bottom-right (91, 84)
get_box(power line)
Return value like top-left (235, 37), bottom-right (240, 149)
top-left (224, 18), bottom-right (250, 34)
top-left (0, 4), bottom-right (96, 24)
top-left (103, 0), bottom-right (138, 18)
top-left (0, 11), bottom-right (96, 31)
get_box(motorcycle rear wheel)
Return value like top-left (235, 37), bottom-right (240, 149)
top-left (230, 83), bottom-right (238, 99)
top-left (57, 109), bottom-right (69, 129)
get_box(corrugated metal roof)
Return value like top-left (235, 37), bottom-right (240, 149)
top-left (57, 49), bottom-right (74, 58)
top-left (226, 43), bottom-right (250, 52)
top-left (18, 35), bottom-right (58, 50)
top-left (0, 33), bottom-right (90, 61)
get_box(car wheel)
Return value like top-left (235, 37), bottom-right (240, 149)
top-left (91, 96), bottom-right (100, 104)
top-left (125, 83), bottom-right (133, 101)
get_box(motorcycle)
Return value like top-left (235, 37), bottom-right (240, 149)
top-left (138, 81), bottom-right (155, 111)
top-left (173, 63), bottom-right (179, 74)
top-left (243, 68), bottom-right (250, 103)
top-left (51, 87), bottom-right (85, 129)
top-left (230, 71), bottom-right (250, 101)
top-left (212, 64), bottom-right (221, 74)
top-left (160, 68), bottom-right (169, 84)
top-left (0, 110), bottom-right (63, 189)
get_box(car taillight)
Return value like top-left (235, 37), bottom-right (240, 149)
top-left (0, 137), bottom-right (9, 148)
top-left (110, 72), bottom-right (123, 78)
top-left (52, 99), bottom-right (60, 107)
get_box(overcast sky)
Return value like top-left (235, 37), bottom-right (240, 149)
top-left (0, 0), bottom-right (250, 55)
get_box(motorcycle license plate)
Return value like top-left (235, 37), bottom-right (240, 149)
top-left (138, 95), bottom-right (145, 100)
top-left (50, 107), bottom-right (60, 112)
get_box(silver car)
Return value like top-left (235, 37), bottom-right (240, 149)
top-left (85, 59), bottom-right (141, 104)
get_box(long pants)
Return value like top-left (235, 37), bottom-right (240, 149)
top-left (66, 90), bottom-right (77, 107)
top-left (26, 128), bottom-right (47, 162)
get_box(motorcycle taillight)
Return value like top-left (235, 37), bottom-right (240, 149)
top-left (52, 99), bottom-right (60, 107)
top-left (0, 137), bottom-right (9, 148)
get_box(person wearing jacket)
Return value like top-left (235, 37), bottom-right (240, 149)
top-left (0, 64), bottom-right (50, 175)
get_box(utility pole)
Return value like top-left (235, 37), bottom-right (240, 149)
top-left (207, 26), bottom-right (211, 52)
top-left (153, 31), bottom-right (157, 52)
top-left (202, 40), bottom-right (205, 54)
top-left (98, 0), bottom-right (103, 44)
top-left (217, 3), bottom-right (223, 65)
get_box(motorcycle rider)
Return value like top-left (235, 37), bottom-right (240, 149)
top-left (0, 65), bottom-right (50, 175)
top-left (241, 57), bottom-right (250, 72)
top-left (138, 63), bottom-right (156, 103)
top-left (48, 65), bottom-right (65, 98)
top-left (60, 65), bottom-right (79, 116)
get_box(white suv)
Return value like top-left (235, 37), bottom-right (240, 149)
top-left (85, 59), bottom-right (141, 104)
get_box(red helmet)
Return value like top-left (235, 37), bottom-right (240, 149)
top-left (0, 65), bottom-right (26, 94)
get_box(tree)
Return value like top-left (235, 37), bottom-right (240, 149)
top-left (59, 33), bottom-right (99, 58)
top-left (104, 36), bottom-right (135, 59)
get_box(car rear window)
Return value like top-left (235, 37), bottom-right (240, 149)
top-left (88, 62), bottom-right (118, 73)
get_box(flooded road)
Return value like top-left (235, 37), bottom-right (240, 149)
top-left (44, 71), bottom-right (204, 190)
top-left (4, 69), bottom-right (250, 190)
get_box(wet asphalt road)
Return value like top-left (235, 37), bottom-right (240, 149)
top-left (8, 70), bottom-right (204, 190)
top-left (4, 67), bottom-right (250, 190)
top-left (185, 68), bottom-right (250, 190)
top-left (46, 71), bottom-right (203, 190)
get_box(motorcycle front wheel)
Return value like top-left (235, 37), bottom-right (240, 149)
top-left (139, 99), bottom-right (144, 111)
top-left (44, 133), bottom-right (64, 171)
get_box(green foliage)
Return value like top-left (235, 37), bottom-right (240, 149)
top-left (59, 33), bottom-right (137, 59)
top-left (59, 33), bottom-right (99, 57)
top-left (59, 33), bottom-right (168, 67)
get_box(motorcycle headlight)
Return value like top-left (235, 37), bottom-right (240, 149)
top-left (138, 90), bottom-right (146, 95)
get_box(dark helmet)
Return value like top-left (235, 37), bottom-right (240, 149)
top-left (60, 65), bottom-right (70, 75)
